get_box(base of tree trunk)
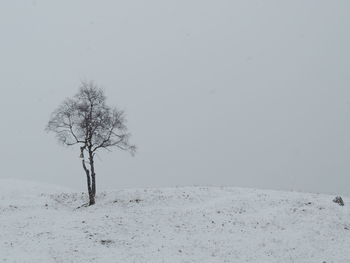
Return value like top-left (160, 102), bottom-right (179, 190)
top-left (89, 196), bottom-right (96, 206)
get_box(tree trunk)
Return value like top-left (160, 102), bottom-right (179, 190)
top-left (82, 159), bottom-right (95, 206)
top-left (89, 151), bottom-right (96, 197)
top-left (89, 191), bottom-right (95, 206)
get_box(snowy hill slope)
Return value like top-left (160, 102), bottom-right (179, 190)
top-left (0, 179), bottom-right (349, 263)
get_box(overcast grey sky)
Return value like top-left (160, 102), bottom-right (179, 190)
top-left (0, 0), bottom-right (349, 195)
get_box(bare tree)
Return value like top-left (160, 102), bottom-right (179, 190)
top-left (46, 81), bottom-right (136, 205)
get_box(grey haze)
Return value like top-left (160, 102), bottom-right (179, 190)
top-left (0, 0), bottom-right (349, 195)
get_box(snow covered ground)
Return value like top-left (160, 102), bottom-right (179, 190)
top-left (0, 179), bottom-right (349, 262)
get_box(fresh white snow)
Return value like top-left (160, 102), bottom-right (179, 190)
top-left (0, 179), bottom-right (349, 262)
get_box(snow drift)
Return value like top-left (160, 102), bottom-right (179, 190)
top-left (0, 179), bottom-right (349, 262)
